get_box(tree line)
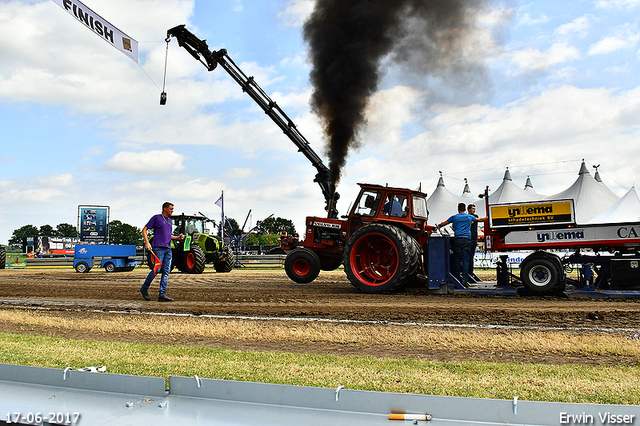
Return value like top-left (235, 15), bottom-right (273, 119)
top-left (7, 216), bottom-right (297, 249)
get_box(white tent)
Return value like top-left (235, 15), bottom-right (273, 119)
top-left (587, 186), bottom-right (640, 224)
top-left (427, 174), bottom-right (467, 224)
top-left (524, 176), bottom-right (544, 197)
top-left (490, 168), bottom-right (545, 203)
top-left (545, 161), bottom-right (620, 224)
top-left (461, 178), bottom-right (475, 199)
top-left (471, 169), bottom-right (543, 218)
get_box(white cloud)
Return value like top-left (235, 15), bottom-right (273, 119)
top-left (510, 42), bottom-right (581, 74)
top-left (518, 13), bottom-right (550, 26)
top-left (555, 15), bottom-right (594, 39)
top-left (595, 0), bottom-right (640, 9)
top-left (102, 150), bottom-right (186, 175)
top-left (277, 0), bottom-right (314, 27)
top-left (588, 24), bottom-right (640, 55)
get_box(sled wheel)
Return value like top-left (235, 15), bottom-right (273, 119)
top-left (104, 262), bottom-right (116, 273)
top-left (521, 257), bottom-right (561, 293)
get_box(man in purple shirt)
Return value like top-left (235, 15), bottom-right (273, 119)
top-left (140, 202), bottom-right (184, 302)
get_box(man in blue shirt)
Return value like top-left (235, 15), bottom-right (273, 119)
top-left (382, 195), bottom-right (403, 216)
top-left (439, 203), bottom-right (485, 285)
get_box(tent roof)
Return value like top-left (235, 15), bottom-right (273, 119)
top-left (545, 160), bottom-right (620, 224)
top-left (461, 178), bottom-right (474, 198)
top-left (427, 175), bottom-right (467, 224)
top-left (489, 168), bottom-right (545, 204)
top-left (587, 186), bottom-right (640, 224)
top-left (523, 175), bottom-right (544, 196)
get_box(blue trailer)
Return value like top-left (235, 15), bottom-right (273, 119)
top-left (74, 244), bottom-right (137, 273)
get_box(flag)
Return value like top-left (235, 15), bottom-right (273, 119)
top-left (51, 0), bottom-right (139, 63)
top-left (215, 195), bottom-right (223, 208)
top-left (149, 250), bottom-right (162, 275)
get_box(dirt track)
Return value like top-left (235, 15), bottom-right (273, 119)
top-left (1, 268), bottom-right (639, 365)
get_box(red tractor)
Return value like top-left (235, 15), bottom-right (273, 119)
top-left (165, 26), bottom-right (433, 293)
top-left (284, 184), bottom-right (433, 293)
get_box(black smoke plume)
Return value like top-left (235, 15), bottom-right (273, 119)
top-left (303, 0), bottom-right (487, 186)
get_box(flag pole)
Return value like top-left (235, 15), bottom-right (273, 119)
top-left (221, 190), bottom-right (224, 240)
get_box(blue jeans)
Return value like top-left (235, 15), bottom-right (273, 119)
top-left (141, 247), bottom-right (172, 297)
top-left (451, 237), bottom-right (471, 283)
top-left (467, 239), bottom-right (477, 276)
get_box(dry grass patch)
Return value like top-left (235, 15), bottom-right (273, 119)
top-left (0, 308), bottom-right (638, 360)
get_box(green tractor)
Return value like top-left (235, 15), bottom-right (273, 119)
top-left (148, 213), bottom-right (235, 274)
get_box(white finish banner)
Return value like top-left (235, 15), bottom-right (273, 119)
top-left (51, 0), bottom-right (138, 63)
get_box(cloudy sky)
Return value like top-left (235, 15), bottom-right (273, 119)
top-left (1, 0), bottom-right (639, 244)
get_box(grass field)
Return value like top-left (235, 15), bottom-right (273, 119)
top-left (0, 308), bottom-right (639, 405)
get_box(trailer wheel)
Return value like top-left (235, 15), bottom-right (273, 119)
top-left (0, 247), bottom-right (5, 269)
top-left (214, 246), bottom-right (235, 273)
top-left (285, 248), bottom-right (321, 283)
top-left (75, 262), bottom-right (90, 273)
top-left (183, 246), bottom-right (206, 274)
top-left (344, 224), bottom-right (418, 293)
top-left (521, 258), bottom-right (560, 293)
top-left (104, 262), bottom-right (116, 273)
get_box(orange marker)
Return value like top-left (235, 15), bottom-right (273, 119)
top-left (389, 413), bottom-right (429, 421)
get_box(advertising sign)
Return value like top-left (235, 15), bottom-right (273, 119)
top-left (489, 199), bottom-right (575, 228)
top-left (78, 205), bottom-right (109, 243)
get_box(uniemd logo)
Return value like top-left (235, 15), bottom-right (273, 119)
top-left (537, 230), bottom-right (585, 243)
top-left (509, 205), bottom-right (553, 218)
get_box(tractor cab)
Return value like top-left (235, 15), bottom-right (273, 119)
top-left (348, 184), bottom-right (431, 246)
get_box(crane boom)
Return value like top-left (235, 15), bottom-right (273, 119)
top-left (166, 24), bottom-right (338, 218)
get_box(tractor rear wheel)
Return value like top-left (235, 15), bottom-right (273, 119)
top-left (214, 246), bottom-right (235, 272)
top-left (285, 248), bottom-right (321, 284)
top-left (183, 245), bottom-right (206, 274)
top-left (0, 247), bottom-right (5, 269)
top-left (343, 224), bottom-right (418, 293)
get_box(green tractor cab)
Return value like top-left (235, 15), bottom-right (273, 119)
top-left (148, 213), bottom-right (235, 274)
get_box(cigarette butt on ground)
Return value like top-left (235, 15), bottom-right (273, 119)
top-left (389, 413), bottom-right (428, 421)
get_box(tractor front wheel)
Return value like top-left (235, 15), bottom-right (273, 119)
top-left (343, 224), bottom-right (418, 293)
top-left (183, 245), bottom-right (206, 274)
top-left (285, 248), bottom-right (321, 284)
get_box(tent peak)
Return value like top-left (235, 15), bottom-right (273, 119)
top-left (579, 160), bottom-right (590, 175)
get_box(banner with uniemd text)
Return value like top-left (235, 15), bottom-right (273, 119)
top-left (51, 0), bottom-right (138, 63)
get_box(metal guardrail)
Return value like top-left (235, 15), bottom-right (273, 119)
top-left (236, 254), bottom-right (286, 267)
top-left (21, 255), bottom-right (287, 269)
top-left (0, 363), bottom-right (638, 425)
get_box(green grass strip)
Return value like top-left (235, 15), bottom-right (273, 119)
top-left (0, 332), bottom-right (638, 405)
